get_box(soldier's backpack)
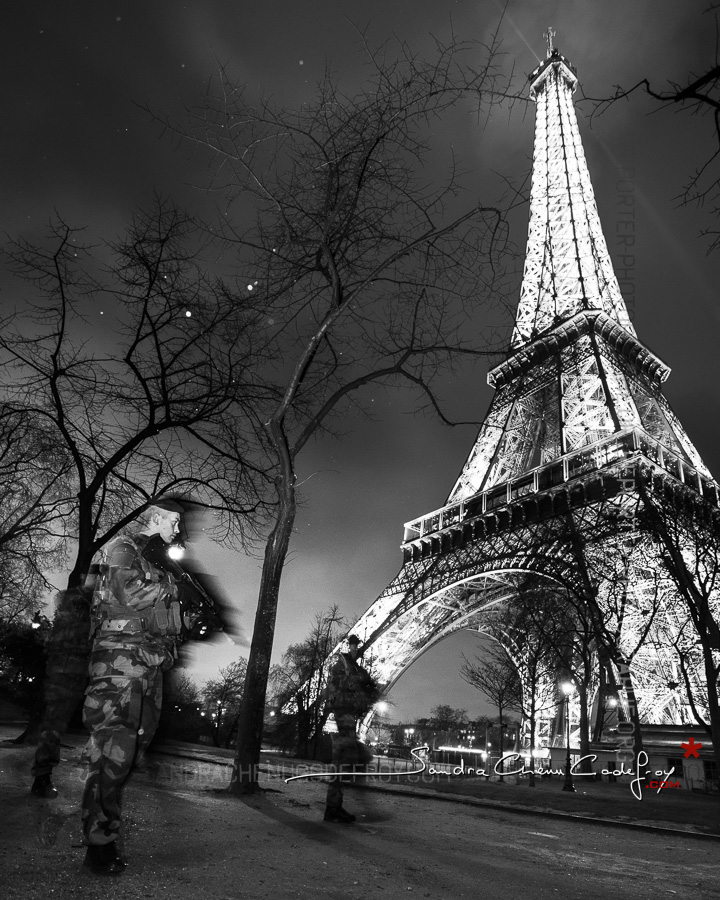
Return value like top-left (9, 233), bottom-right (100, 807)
top-left (325, 654), bottom-right (380, 715)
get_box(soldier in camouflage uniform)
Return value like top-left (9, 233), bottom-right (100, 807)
top-left (30, 585), bottom-right (92, 798)
top-left (324, 634), bottom-right (377, 824)
top-left (80, 499), bottom-right (184, 876)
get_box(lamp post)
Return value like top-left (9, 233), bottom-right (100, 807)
top-left (561, 681), bottom-right (576, 793)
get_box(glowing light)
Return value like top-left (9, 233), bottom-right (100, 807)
top-left (168, 545), bottom-right (185, 560)
top-left (437, 745), bottom-right (487, 756)
top-left (185, 310), bottom-right (192, 318)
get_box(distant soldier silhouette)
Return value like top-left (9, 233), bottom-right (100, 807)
top-left (323, 634), bottom-right (378, 823)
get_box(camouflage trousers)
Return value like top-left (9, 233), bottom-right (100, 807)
top-left (32, 648), bottom-right (90, 777)
top-left (32, 588), bottom-right (92, 778)
top-left (81, 643), bottom-right (165, 846)
top-left (326, 711), bottom-right (359, 811)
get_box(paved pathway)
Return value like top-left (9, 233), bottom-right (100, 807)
top-left (2, 727), bottom-right (719, 900)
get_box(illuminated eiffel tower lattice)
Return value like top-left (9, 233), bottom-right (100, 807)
top-left (343, 46), bottom-right (720, 748)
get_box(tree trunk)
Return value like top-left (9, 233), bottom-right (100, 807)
top-left (527, 700), bottom-right (536, 787)
top-left (702, 649), bottom-right (720, 789)
top-left (498, 712), bottom-right (504, 781)
top-left (230, 475), bottom-right (296, 793)
top-left (295, 703), bottom-right (310, 759)
top-left (615, 659), bottom-right (645, 768)
top-left (576, 682), bottom-right (594, 774)
top-left (592, 659), bottom-right (610, 743)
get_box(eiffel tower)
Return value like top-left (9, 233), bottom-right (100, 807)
top-left (344, 43), bottom-right (720, 749)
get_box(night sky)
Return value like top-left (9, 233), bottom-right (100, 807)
top-left (2, 2), bottom-right (718, 723)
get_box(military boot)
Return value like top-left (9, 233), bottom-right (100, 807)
top-left (83, 842), bottom-right (126, 876)
top-left (31, 773), bottom-right (58, 799)
top-left (324, 806), bottom-right (356, 823)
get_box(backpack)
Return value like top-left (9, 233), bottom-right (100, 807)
top-left (325, 653), bottom-right (379, 715)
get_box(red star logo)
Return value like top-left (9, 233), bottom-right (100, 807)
top-left (682, 737), bottom-right (702, 758)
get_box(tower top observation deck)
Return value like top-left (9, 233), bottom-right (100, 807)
top-left (529, 47), bottom-right (578, 95)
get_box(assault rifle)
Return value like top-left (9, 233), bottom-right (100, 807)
top-left (141, 534), bottom-right (226, 640)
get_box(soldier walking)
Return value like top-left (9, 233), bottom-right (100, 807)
top-left (323, 634), bottom-right (378, 824)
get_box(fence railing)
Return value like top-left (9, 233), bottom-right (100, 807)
top-left (402, 427), bottom-right (718, 545)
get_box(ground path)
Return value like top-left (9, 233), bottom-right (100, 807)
top-left (1, 727), bottom-right (719, 900)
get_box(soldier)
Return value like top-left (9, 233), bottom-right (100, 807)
top-left (30, 585), bottom-right (92, 798)
top-left (80, 498), bottom-right (184, 876)
top-left (323, 634), bottom-right (378, 824)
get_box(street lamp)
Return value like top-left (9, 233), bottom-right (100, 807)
top-left (561, 681), bottom-right (576, 793)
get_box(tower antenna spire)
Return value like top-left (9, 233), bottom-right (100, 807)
top-left (545, 26), bottom-right (556, 57)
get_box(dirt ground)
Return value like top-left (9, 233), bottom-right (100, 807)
top-left (1, 724), bottom-right (719, 900)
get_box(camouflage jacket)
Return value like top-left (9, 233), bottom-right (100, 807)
top-left (90, 532), bottom-right (180, 657)
top-left (325, 653), bottom-right (378, 716)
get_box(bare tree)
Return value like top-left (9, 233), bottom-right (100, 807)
top-left (202, 659), bottom-right (248, 748)
top-left (429, 704), bottom-right (470, 730)
top-left (160, 671), bottom-right (204, 742)
top-left (427, 704), bottom-right (469, 747)
top-left (0, 198), bottom-right (268, 744)
top-left (547, 504), bottom-right (661, 768)
top-left (461, 643), bottom-right (521, 771)
top-left (0, 616), bottom-right (49, 716)
top-left (635, 471), bottom-right (720, 783)
top-left (489, 587), bottom-right (563, 783)
top-left (159, 31), bottom-right (517, 791)
top-left (585, 6), bottom-right (720, 250)
top-left (165, 671), bottom-right (202, 707)
top-left (269, 605), bottom-right (346, 759)
top-left (512, 477), bottom-right (716, 780)
top-left (0, 406), bottom-right (73, 633)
